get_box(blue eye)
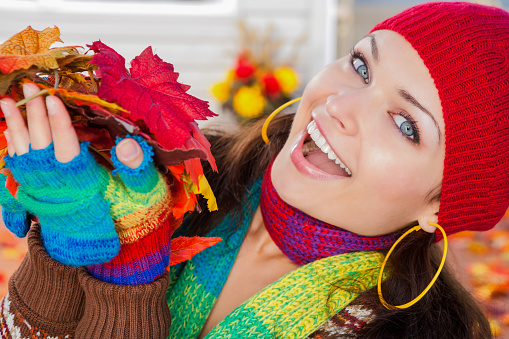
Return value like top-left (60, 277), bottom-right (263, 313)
top-left (352, 56), bottom-right (369, 83)
top-left (393, 114), bottom-right (417, 140)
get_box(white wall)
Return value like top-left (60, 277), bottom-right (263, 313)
top-left (0, 0), bottom-right (341, 124)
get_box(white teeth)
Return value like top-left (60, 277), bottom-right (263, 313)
top-left (308, 122), bottom-right (318, 134)
top-left (327, 150), bottom-right (336, 160)
top-left (311, 129), bottom-right (320, 141)
top-left (306, 120), bottom-right (352, 176)
top-left (315, 135), bottom-right (327, 148)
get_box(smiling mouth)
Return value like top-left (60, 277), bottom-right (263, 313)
top-left (303, 120), bottom-right (352, 176)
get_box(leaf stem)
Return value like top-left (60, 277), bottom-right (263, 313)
top-left (54, 69), bottom-right (60, 89)
top-left (88, 69), bottom-right (98, 93)
top-left (15, 89), bottom-right (50, 107)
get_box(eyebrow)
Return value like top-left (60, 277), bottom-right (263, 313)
top-left (398, 89), bottom-right (442, 143)
top-left (366, 34), bottom-right (442, 143)
top-left (367, 34), bottom-right (379, 63)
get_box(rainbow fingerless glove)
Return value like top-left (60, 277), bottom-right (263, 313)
top-left (2, 142), bottom-right (119, 266)
top-left (0, 135), bottom-right (175, 284)
top-left (0, 176), bottom-right (31, 238)
top-left (88, 135), bottom-right (175, 285)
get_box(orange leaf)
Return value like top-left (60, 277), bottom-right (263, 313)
top-left (0, 26), bottom-right (78, 73)
top-left (0, 46), bottom-right (79, 74)
top-left (5, 170), bottom-right (19, 197)
top-left (170, 179), bottom-right (197, 219)
top-left (0, 26), bottom-right (62, 55)
top-left (169, 236), bottom-right (222, 267)
top-left (22, 79), bottom-right (127, 114)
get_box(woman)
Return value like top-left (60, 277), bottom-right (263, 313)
top-left (0, 2), bottom-right (508, 338)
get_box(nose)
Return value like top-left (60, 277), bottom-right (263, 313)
top-left (325, 93), bottom-right (360, 136)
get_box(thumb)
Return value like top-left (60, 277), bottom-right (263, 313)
top-left (115, 138), bottom-right (144, 169)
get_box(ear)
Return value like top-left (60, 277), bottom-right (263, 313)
top-left (417, 199), bottom-right (440, 234)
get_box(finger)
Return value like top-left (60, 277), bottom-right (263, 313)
top-left (0, 98), bottom-right (30, 155)
top-left (4, 130), bottom-right (15, 157)
top-left (115, 138), bottom-right (144, 169)
top-left (24, 83), bottom-right (52, 150)
top-left (46, 96), bottom-right (80, 163)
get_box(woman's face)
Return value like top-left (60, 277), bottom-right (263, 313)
top-left (271, 30), bottom-right (445, 236)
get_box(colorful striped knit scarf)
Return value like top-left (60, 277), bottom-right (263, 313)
top-left (167, 178), bottom-right (387, 338)
top-left (261, 162), bottom-right (399, 265)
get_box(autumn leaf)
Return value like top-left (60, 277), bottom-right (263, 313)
top-left (186, 122), bottom-right (217, 172)
top-left (168, 169), bottom-right (198, 219)
top-left (61, 98), bottom-right (206, 167)
top-left (6, 174), bottom-right (19, 198)
top-left (0, 67), bottom-right (38, 95)
top-left (22, 79), bottom-right (127, 114)
top-left (89, 41), bottom-right (217, 151)
top-left (0, 26), bottom-right (62, 55)
top-left (57, 72), bottom-right (96, 94)
top-left (169, 236), bottom-right (222, 267)
top-left (57, 54), bottom-right (95, 71)
top-left (3, 169), bottom-right (19, 198)
top-left (0, 26), bottom-right (79, 74)
top-left (197, 174), bottom-right (217, 211)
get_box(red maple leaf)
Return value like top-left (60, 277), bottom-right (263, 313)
top-left (169, 236), bottom-right (222, 267)
top-left (89, 41), bottom-right (217, 151)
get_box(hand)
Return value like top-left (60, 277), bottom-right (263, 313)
top-left (1, 83), bottom-right (144, 168)
top-left (0, 83), bottom-right (144, 266)
top-left (0, 83), bottom-right (176, 284)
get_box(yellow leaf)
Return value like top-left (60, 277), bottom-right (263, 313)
top-left (0, 26), bottom-right (79, 74)
top-left (21, 79), bottom-right (128, 114)
top-left (59, 71), bottom-right (91, 85)
top-left (184, 173), bottom-right (217, 211)
top-left (198, 174), bottom-right (217, 212)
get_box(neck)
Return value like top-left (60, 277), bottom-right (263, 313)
top-left (260, 162), bottom-right (399, 265)
top-left (245, 207), bottom-right (288, 258)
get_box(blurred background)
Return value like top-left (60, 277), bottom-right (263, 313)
top-left (0, 0), bottom-right (502, 123)
top-left (0, 0), bottom-right (508, 336)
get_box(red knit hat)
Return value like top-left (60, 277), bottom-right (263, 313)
top-left (372, 2), bottom-right (509, 242)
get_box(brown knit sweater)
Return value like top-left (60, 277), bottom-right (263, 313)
top-left (0, 226), bottom-right (171, 338)
top-left (0, 226), bottom-right (376, 338)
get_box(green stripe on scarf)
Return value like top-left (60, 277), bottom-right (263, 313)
top-left (205, 251), bottom-right (383, 338)
top-left (167, 178), bottom-right (386, 338)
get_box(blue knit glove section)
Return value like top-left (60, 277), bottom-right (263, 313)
top-left (4, 143), bottom-right (120, 266)
top-left (0, 176), bottom-right (30, 237)
top-left (110, 134), bottom-right (158, 190)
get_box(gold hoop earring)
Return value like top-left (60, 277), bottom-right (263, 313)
top-left (377, 222), bottom-right (448, 310)
top-left (261, 97), bottom-right (302, 144)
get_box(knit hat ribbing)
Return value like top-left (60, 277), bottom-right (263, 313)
top-left (372, 2), bottom-right (509, 241)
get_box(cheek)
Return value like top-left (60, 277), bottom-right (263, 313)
top-left (364, 149), bottom-right (432, 204)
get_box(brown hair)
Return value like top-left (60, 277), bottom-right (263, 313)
top-left (187, 113), bottom-right (492, 338)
